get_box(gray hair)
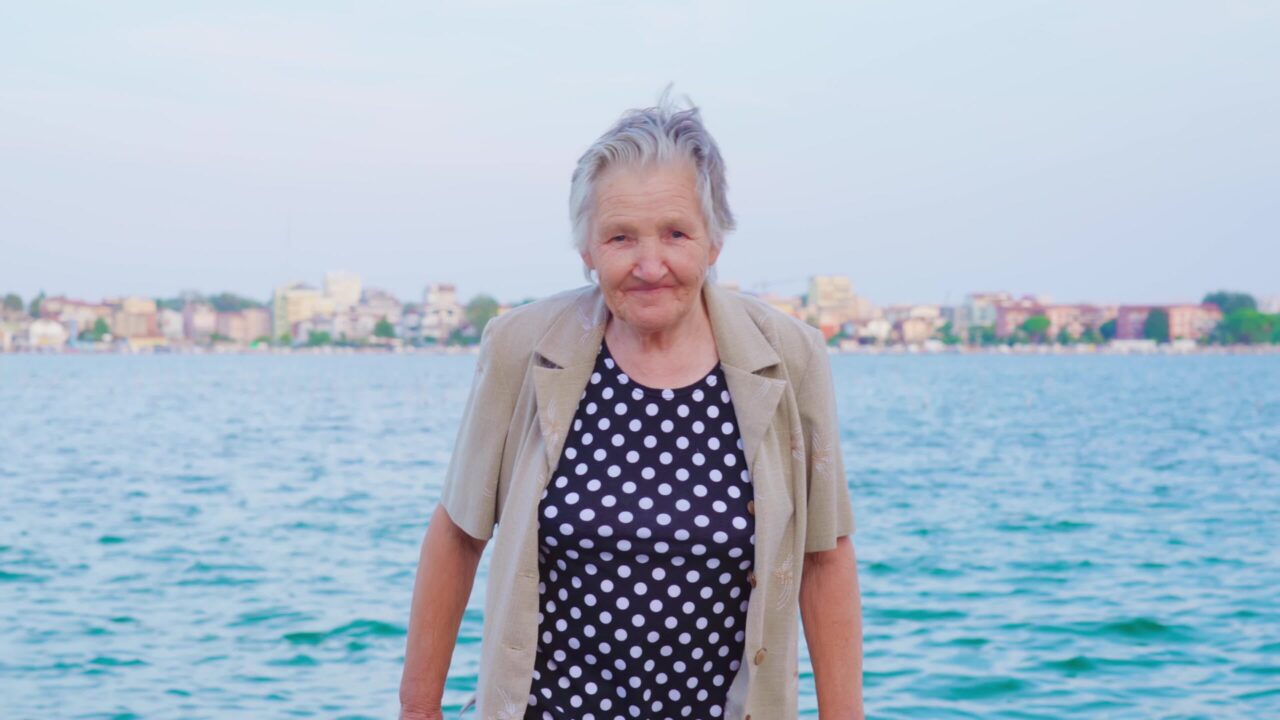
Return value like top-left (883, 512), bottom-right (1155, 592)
top-left (570, 88), bottom-right (735, 283)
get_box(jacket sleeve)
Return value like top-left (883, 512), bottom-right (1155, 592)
top-left (437, 317), bottom-right (517, 541)
top-left (795, 328), bottom-right (856, 553)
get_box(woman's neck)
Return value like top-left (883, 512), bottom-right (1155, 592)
top-left (603, 294), bottom-right (719, 387)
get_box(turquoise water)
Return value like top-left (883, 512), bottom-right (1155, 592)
top-left (1, 354), bottom-right (1278, 719)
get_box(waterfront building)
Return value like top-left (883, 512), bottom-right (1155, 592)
top-left (994, 296), bottom-right (1046, 338)
top-left (272, 283), bottom-right (331, 339)
top-left (183, 302), bottom-right (217, 342)
top-left (805, 275), bottom-right (868, 333)
top-left (38, 297), bottom-right (111, 339)
top-left (399, 306), bottom-right (423, 342)
top-left (856, 318), bottom-right (893, 345)
top-left (106, 297), bottom-right (159, 339)
top-left (1116, 304), bottom-right (1222, 342)
top-left (324, 271), bottom-right (362, 312)
top-left (27, 319), bottom-right (70, 348)
top-left (216, 307), bottom-right (272, 345)
top-left (955, 291), bottom-right (1012, 337)
top-left (159, 308), bottom-right (185, 340)
top-left (1166, 304), bottom-right (1223, 341)
top-left (895, 316), bottom-right (935, 345)
top-left (241, 307), bottom-right (271, 343)
top-left (421, 283), bottom-right (463, 343)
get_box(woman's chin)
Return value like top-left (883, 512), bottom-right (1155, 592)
top-left (616, 306), bottom-right (683, 335)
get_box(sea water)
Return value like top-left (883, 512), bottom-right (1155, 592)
top-left (1, 353), bottom-right (1277, 719)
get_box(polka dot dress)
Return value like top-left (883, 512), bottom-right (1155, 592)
top-left (525, 339), bottom-right (756, 720)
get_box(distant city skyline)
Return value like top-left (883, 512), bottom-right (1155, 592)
top-left (2, 268), bottom-right (1272, 312)
top-left (3, 2), bottom-right (1277, 306)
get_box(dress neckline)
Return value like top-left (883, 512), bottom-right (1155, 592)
top-left (600, 338), bottom-right (721, 398)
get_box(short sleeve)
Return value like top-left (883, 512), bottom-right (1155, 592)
top-left (437, 317), bottom-right (518, 541)
top-left (796, 330), bottom-right (856, 553)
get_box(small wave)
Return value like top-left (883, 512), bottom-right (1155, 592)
top-left (0, 570), bottom-right (45, 583)
top-left (283, 619), bottom-right (406, 645)
top-left (1040, 616), bottom-right (1196, 643)
top-left (874, 607), bottom-right (967, 622)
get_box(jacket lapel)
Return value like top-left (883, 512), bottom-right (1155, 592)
top-left (530, 281), bottom-right (786, 479)
top-left (532, 287), bottom-right (609, 473)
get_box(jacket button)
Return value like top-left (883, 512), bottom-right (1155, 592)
top-left (754, 648), bottom-right (767, 665)
top-left (747, 571), bottom-right (757, 588)
top-left (746, 500), bottom-right (755, 515)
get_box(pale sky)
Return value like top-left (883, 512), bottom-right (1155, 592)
top-left (2, 1), bottom-right (1277, 307)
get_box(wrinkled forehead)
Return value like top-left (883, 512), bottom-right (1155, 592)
top-left (592, 158), bottom-right (703, 221)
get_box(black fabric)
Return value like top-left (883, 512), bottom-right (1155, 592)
top-left (525, 338), bottom-right (757, 720)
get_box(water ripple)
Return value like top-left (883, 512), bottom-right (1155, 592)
top-left (1, 353), bottom-right (1277, 717)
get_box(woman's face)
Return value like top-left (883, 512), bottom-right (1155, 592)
top-left (581, 159), bottom-right (721, 336)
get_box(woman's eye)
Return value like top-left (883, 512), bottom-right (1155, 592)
top-left (671, 230), bottom-right (687, 239)
top-left (609, 235), bottom-right (626, 243)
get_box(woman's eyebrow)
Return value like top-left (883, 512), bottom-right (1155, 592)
top-left (597, 218), bottom-right (637, 235)
top-left (659, 214), bottom-right (697, 228)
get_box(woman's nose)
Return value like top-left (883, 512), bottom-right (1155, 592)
top-left (632, 239), bottom-right (667, 282)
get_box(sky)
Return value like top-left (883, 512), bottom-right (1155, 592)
top-left (2, 1), bottom-right (1278, 307)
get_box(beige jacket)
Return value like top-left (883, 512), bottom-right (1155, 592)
top-left (439, 280), bottom-right (856, 720)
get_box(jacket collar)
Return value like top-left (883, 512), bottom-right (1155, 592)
top-left (531, 281), bottom-right (786, 476)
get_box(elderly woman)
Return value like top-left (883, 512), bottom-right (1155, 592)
top-left (400, 96), bottom-right (863, 720)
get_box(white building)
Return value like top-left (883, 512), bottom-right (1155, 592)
top-left (954, 292), bottom-right (1012, 338)
top-left (159, 308), bottom-right (185, 340)
top-left (324, 271), bottom-right (362, 312)
top-left (272, 283), bottom-right (332, 340)
top-left (183, 302), bottom-right (217, 342)
top-left (28, 319), bottom-right (69, 348)
top-left (422, 283), bottom-right (463, 342)
top-left (399, 306), bottom-right (423, 342)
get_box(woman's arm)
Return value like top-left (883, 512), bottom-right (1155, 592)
top-left (399, 504), bottom-right (488, 720)
top-left (799, 535), bottom-right (864, 720)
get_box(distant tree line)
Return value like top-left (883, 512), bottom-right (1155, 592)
top-left (950, 290), bottom-right (1278, 347)
top-left (1202, 291), bottom-right (1280, 345)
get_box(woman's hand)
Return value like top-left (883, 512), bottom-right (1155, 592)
top-left (398, 705), bottom-right (444, 720)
